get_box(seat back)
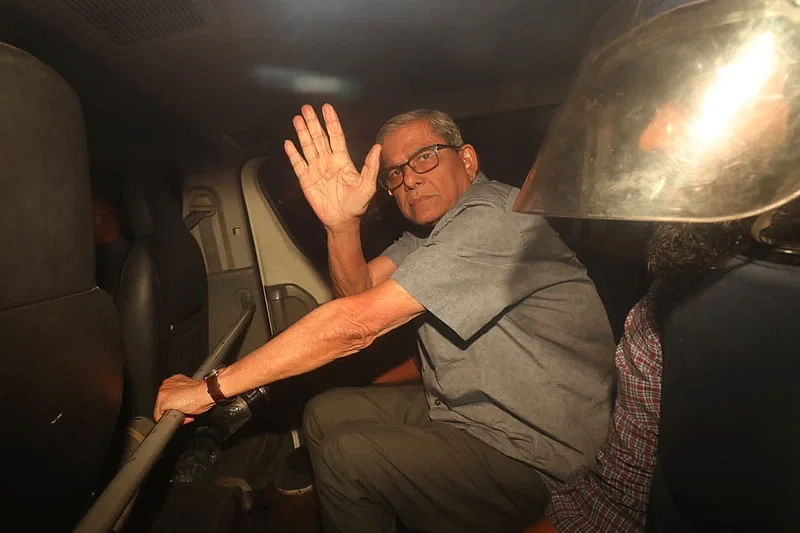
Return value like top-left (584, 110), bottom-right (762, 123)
top-left (648, 256), bottom-right (800, 532)
top-left (0, 43), bottom-right (124, 530)
top-left (117, 164), bottom-right (208, 416)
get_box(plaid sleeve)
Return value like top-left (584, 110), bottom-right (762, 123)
top-left (545, 297), bottom-right (662, 533)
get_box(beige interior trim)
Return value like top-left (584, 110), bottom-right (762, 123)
top-left (240, 157), bottom-right (333, 306)
top-left (184, 167), bottom-right (257, 273)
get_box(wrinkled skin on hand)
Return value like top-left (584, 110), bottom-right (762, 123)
top-left (284, 103), bottom-right (382, 231)
top-left (153, 374), bottom-right (214, 424)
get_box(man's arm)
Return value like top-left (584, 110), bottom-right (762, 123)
top-left (327, 220), bottom-right (398, 296)
top-left (153, 279), bottom-right (424, 421)
top-left (372, 356), bottom-right (421, 384)
top-left (284, 103), bottom-right (388, 296)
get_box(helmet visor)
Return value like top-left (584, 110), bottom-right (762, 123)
top-left (516, 0), bottom-right (800, 222)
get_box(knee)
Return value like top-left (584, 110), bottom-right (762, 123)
top-left (303, 388), bottom-right (353, 445)
top-left (317, 431), bottom-right (385, 488)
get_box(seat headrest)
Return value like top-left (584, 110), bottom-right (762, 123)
top-left (122, 162), bottom-right (184, 239)
top-left (123, 176), bottom-right (155, 238)
top-left (0, 43), bottom-right (94, 311)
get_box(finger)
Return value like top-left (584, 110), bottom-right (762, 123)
top-left (293, 115), bottom-right (318, 163)
top-left (284, 140), bottom-right (309, 179)
top-left (183, 416), bottom-right (195, 425)
top-left (361, 144), bottom-right (382, 187)
top-left (323, 103), bottom-right (348, 154)
top-left (302, 104), bottom-right (332, 156)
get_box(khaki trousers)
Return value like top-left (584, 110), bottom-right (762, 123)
top-left (303, 385), bottom-right (548, 533)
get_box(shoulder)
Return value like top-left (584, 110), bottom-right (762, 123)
top-left (431, 177), bottom-right (558, 252)
top-left (433, 204), bottom-right (517, 253)
top-left (434, 177), bottom-right (515, 232)
top-left (620, 297), bottom-right (662, 371)
top-left (459, 177), bottom-right (517, 210)
top-left (382, 230), bottom-right (424, 266)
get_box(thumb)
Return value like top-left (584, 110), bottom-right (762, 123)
top-left (361, 144), bottom-right (382, 185)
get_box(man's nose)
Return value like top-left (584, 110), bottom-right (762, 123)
top-left (401, 165), bottom-right (423, 189)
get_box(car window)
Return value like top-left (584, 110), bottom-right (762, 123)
top-left (257, 155), bottom-right (410, 277)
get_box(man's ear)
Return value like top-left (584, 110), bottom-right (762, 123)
top-left (459, 144), bottom-right (479, 180)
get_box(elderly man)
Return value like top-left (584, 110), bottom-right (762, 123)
top-left (155, 104), bottom-right (615, 532)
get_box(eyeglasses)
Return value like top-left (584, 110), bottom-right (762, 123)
top-left (378, 144), bottom-right (462, 191)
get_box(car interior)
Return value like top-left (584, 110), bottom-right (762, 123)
top-left (6, 1), bottom-right (795, 532)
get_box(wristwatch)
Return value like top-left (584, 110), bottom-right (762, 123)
top-left (204, 367), bottom-right (228, 403)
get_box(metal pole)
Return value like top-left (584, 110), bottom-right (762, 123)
top-left (73, 304), bottom-right (255, 533)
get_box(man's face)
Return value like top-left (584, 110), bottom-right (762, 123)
top-left (380, 120), bottom-right (478, 226)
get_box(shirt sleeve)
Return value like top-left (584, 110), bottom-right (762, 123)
top-left (390, 203), bottom-right (577, 341)
top-left (545, 298), bottom-right (662, 533)
top-left (381, 231), bottom-right (420, 268)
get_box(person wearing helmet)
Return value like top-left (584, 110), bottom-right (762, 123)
top-left (518, 0), bottom-right (800, 531)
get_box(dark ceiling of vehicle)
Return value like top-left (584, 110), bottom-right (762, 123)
top-left (0, 0), bottom-right (616, 171)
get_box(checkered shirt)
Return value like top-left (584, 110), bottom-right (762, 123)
top-left (546, 297), bottom-right (662, 533)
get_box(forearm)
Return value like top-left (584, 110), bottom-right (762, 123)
top-left (327, 220), bottom-right (372, 297)
top-left (216, 286), bottom-right (419, 397)
top-left (152, 280), bottom-right (423, 422)
top-left (372, 356), bottom-right (421, 384)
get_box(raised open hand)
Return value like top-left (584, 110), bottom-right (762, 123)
top-left (284, 104), bottom-right (382, 230)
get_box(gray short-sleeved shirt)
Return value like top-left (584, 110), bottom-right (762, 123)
top-left (383, 173), bottom-right (615, 485)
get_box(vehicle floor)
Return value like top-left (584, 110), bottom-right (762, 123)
top-left (125, 413), bottom-right (297, 533)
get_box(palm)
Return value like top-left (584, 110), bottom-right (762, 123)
top-left (285, 104), bottom-right (381, 229)
top-left (299, 150), bottom-right (370, 226)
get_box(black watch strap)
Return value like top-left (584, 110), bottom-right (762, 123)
top-left (204, 368), bottom-right (227, 403)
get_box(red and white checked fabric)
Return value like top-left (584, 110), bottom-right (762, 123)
top-left (546, 297), bottom-right (662, 533)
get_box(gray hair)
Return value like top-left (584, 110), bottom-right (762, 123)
top-left (376, 109), bottom-right (464, 146)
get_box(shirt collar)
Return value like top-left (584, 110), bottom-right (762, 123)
top-left (427, 171), bottom-right (489, 237)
